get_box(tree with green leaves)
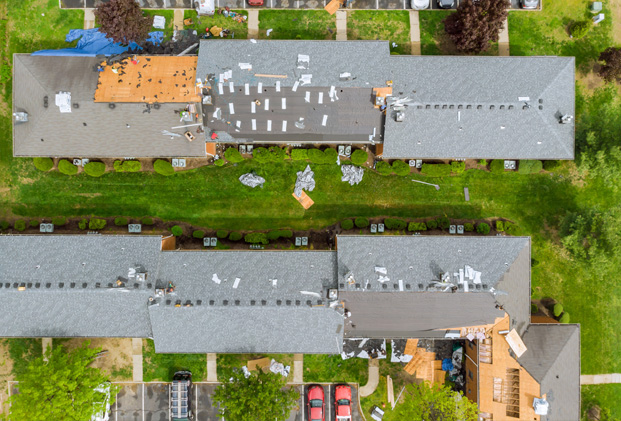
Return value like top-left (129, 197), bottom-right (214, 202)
top-left (213, 370), bottom-right (298, 421)
top-left (9, 341), bottom-right (118, 421)
top-left (392, 382), bottom-right (478, 421)
top-left (94, 0), bottom-right (153, 44)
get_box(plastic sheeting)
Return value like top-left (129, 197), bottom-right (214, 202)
top-left (239, 173), bottom-right (265, 188)
top-left (32, 28), bottom-right (163, 57)
top-left (341, 165), bottom-right (364, 186)
top-left (293, 165), bottom-right (315, 198)
top-left (269, 359), bottom-right (290, 377)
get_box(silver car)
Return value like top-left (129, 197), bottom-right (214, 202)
top-left (520, 0), bottom-right (538, 8)
top-left (411, 0), bottom-right (430, 9)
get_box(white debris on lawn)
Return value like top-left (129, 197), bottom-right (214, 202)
top-left (239, 173), bottom-right (265, 188)
top-left (341, 165), bottom-right (364, 186)
top-left (269, 359), bottom-right (290, 377)
top-left (293, 165), bottom-right (315, 198)
top-left (390, 340), bottom-right (413, 363)
top-left (241, 366), bottom-right (251, 378)
top-left (341, 351), bottom-right (356, 360)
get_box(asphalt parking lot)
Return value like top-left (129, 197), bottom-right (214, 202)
top-left (61, 0), bottom-right (536, 11)
top-left (111, 382), bottom-right (360, 421)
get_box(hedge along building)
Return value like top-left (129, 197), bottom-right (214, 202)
top-left (0, 234), bottom-right (579, 420)
top-left (13, 41), bottom-right (575, 161)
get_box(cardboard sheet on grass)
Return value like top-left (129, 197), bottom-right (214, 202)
top-left (247, 358), bottom-right (290, 377)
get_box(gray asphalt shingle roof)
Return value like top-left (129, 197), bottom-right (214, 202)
top-left (12, 55), bottom-right (206, 158)
top-left (197, 40), bottom-right (574, 159)
top-left (518, 324), bottom-right (581, 421)
top-left (149, 305), bottom-right (344, 354)
top-left (0, 235), bottom-right (162, 337)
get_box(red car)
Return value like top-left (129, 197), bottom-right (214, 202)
top-left (335, 385), bottom-right (352, 421)
top-left (247, 0), bottom-right (264, 6)
top-left (306, 385), bottom-right (325, 421)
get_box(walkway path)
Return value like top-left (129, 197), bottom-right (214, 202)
top-left (498, 17), bottom-right (509, 56)
top-left (173, 9), bottom-right (185, 31)
top-left (293, 354), bottom-right (304, 383)
top-left (409, 10), bottom-right (421, 55)
top-left (359, 359), bottom-right (380, 397)
top-left (207, 353), bottom-right (218, 382)
top-left (42, 338), bottom-right (52, 362)
top-left (581, 374), bottom-right (621, 384)
top-left (132, 338), bottom-right (143, 382)
top-left (84, 8), bottom-right (95, 30)
top-left (247, 10), bottom-right (259, 39)
top-left (336, 11), bottom-right (347, 41)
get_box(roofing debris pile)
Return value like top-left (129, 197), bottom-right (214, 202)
top-left (293, 165), bottom-right (315, 198)
top-left (341, 338), bottom-right (387, 360)
top-left (239, 173), bottom-right (265, 188)
top-left (390, 339), bottom-right (413, 363)
top-left (340, 165), bottom-right (364, 186)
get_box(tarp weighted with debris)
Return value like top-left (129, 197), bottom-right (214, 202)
top-left (239, 173), bottom-right (265, 188)
top-left (294, 165), bottom-right (315, 198)
top-left (341, 165), bottom-right (364, 186)
top-left (32, 28), bottom-right (163, 57)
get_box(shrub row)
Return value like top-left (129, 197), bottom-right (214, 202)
top-left (224, 148), bottom-right (244, 163)
top-left (114, 160), bottom-right (141, 172)
top-left (253, 147), bottom-right (287, 163)
top-left (78, 218), bottom-right (107, 230)
top-left (420, 164), bottom-right (451, 177)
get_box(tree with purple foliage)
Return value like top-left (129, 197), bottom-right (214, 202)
top-left (598, 47), bottom-right (621, 83)
top-left (444, 0), bottom-right (509, 54)
top-left (94, 0), bottom-right (153, 45)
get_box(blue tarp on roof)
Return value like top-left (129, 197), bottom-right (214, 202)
top-left (31, 28), bottom-right (163, 57)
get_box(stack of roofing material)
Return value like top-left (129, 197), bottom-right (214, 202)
top-left (341, 165), bottom-right (364, 186)
top-left (293, 165), bottom-right (315, 198)
top-left (402, 339), bottom-right (437, 383)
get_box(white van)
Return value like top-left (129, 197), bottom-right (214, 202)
top-left (195, 0), bottom-right (215, 16)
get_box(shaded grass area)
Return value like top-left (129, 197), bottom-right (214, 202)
top-left (1, 339), bottom-right (42, 377)
top-left (258, 10), bottom-right (336, 39)
top-left (217, 354), bottom-right (294, 379)
top-left (184, 9), bottom-right (249, 39)
top-left (582, 384), bottom-right (621, 420)
top-left (418, 10), bottom-right (498, 55)
top-left (360, 343), bottom-right (419, 420)
top-left (508, 0), bottom-right (612, 73)
top-left (347, 11), bottom-right (411, 55)
top-left (142, 340), bottom-right (206, 382)
top-left (304, 354), bottom-right (368, 385)
top-left (142, 9), bottom-right (176, 40)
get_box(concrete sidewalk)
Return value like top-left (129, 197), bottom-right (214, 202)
top-left (336, 11), bottom-right (347, 41)
top-left (409, 10), bottom-right (421, 55)
top-left (132, 338), bottom-right (143, 382)
top-left (498, 17), bottom-right (509, 56)
top-left (581, 374), bottom-right (621, 384)
top-left (207, 353), bottom-right (218, 382)
top-left (293, 354), bottom-right (304, 383)
top-left (247, 10), bottom-right (259, 39)
top-left (84, 8), bottom-right (95, 30)
top-left (359, 359), bottom-right (380, 397)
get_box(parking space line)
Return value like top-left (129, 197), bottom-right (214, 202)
top-left (376, 0), bottom-right (379, 8)
top-left (142, 384), bottom-right (145, 421)
top-left (115, 392), bottom-right (118, 421)
top-left (195, 384), bottom-right (198, 420)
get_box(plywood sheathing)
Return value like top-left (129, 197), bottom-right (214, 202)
top-left (402, 339), bottom-right (438, 384)
top-left (161, 235), bottom-right (176, 251)
top-left (205, 142), bottom-right (217, 157)
top-left (324, 0), bottom-right (341, 15)
top-left (94, 56), bottom-right (201, 104)
top-left (293, 191), bottom-right (314, 209)
top-left (478, 315), bottom-right (541, 421)
top-left (372, 87), bottom-right (392, 108)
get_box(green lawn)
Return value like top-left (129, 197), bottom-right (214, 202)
top-left (508, 0), bottom-right (612, 72)
top-left (184, 9), bottom-right (249, 40)
top-left (304, 354), bottom-right (368, 385)
top-left (347, 11), bottom-right (411, 55)
top-left (258, 10), bottom-right (336, 40)
top-left (142, 339), bottom-right (207, 382)
top-left (418, 10), bottom-right (498, 55)
top-left (143, 9), bottom-right (176, 40)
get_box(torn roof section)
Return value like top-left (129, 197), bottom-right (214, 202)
top-left (12, 55), bottom-right (206, 158)
top-left (197, 40), bottom-right (574, 159)
top-left (518, 324), bottom-right (581, 421)
top-left (336, 235), bottom-right (531, 338)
